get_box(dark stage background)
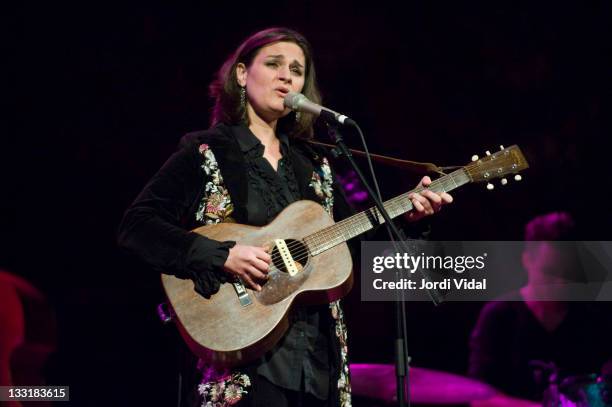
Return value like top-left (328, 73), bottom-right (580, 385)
top-left (4, 1), bottom-right (612, 405)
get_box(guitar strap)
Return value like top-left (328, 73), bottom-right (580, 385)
top-left (306, 140), bottom-right (451, 175)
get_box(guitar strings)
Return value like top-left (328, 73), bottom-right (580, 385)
top-left (268, 196), bottom-right (409, 265)
top-left (268, 175), bottom-right (455, 264)
top-left (267, 160), bottom-right (513, 266)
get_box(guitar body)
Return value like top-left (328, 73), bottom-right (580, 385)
top-left (161, 200), bottom-right (353, 368)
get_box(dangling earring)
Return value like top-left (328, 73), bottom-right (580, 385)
top-left (240, 86), bottom-right (246, 109)
top-left (295, 111), bottom-right (301, 123)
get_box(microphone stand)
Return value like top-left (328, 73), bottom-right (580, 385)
top-left (324, 120), bottom-right (443, 407)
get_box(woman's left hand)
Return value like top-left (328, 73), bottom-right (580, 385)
top-left (404, 176), bottom-right (453, 222)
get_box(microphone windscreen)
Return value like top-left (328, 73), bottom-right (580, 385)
top-left (284, 92), bottom-right (304, 110)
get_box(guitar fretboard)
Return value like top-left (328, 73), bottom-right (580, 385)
top-left (303, 168), bottom-right (470, 255)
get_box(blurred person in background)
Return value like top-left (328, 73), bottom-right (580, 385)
top-left (468, 212), bottom-right (612, 406)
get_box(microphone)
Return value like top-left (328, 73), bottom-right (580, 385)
top-left (284, 92), bottom-right (356, 127)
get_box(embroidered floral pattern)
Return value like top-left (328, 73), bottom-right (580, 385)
top-left (197, 372), bottom-right (251, 407)
top-left (310, 157), bottom-right (352, 406)
top-left (196, 144), bottom-right (234, 224)
top-left (331, 300), bottom-right (352, 407)
top-left (194, 143), bottom-right (247, 406)
top-left (309, 157), bottom-right (334, 215)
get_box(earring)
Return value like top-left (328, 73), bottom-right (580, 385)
top-left (240, 86), bottom-right (246, 109)
top-left (295, 111), bottom-right (301, 122)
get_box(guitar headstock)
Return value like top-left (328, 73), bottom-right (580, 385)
top-left (464, 145), bottom-right (529, 188)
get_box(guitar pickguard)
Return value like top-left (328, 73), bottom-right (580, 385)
top-left (253, 239), bottom-right (311, 305)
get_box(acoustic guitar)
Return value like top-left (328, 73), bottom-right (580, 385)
top-left (162, 145), bottom-right (529, 368)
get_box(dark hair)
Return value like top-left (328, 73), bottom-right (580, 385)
top-left (209, 27), bottom-right (321, 139)
top-left (524, 211), bottom-right (576, 241)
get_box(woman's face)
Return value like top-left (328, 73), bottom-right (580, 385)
top-left (236, 41), bottom-right (306, 123)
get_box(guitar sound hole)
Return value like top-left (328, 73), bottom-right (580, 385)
top-left (271, 239), bottom-right (309, 273)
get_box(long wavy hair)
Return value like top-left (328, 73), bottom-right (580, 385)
top-left (209, 27), bottom-right (321, 139)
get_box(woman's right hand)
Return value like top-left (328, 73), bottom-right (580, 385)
top-left (223, 244), bottom-right (271, 291)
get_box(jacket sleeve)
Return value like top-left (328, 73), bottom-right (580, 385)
top-left (117, 143), bottom-right (234, 299)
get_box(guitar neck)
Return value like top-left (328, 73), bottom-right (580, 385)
top-left (305, 168), bottom-right (471, 255)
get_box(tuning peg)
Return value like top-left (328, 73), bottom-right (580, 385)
top-left (486, 183), bottom-right (495, 190)
top-left (486, 150), bottom-right (491, 156)
top-left (500, 145), bottom-right (505, 150)
top-left (471, 155), bottom-right (479, 162)
top-left (514, 174), bottom-right (522, 181)
top-left (501, 178), bottom-right (508, 185)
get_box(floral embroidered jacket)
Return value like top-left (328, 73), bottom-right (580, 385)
top-left (118, 123), bottom-right (356, 406)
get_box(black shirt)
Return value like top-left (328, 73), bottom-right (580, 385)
top-left (234, 126), bottom-right (331, 400)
